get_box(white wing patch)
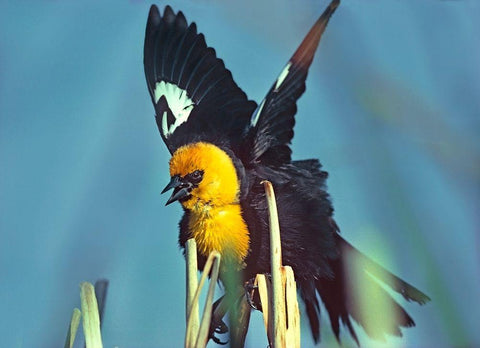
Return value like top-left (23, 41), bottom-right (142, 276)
top-left (250, 99), bottom-right (265, 127)
top-left (250, 61), bottom-right (292, 128)
top-left (274, 61), bottom-right (292, 91)
top-left (154, 81), bottom-right (194, 137)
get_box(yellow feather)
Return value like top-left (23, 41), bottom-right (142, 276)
top-left (169, 142), bottom-right (250, 266)
top-left (188, 203), bottom-right (250, 268)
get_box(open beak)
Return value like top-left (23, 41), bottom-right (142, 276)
top-left (161, 175), bottom-right (192, 206)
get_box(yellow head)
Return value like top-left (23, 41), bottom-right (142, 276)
top-left (163, 142), bottom-right (240, 210)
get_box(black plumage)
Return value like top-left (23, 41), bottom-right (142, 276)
top-left (143, 0), bottom-right (430, 345)
top-left (144, 5), bottom-right (256, 154)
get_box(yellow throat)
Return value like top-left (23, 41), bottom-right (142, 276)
top-left (169, 142), bottom-right (250, 266)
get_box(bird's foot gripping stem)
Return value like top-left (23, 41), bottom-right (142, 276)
top-left (244, 277), bottom-right (265, 311)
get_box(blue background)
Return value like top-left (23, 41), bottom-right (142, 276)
top-left (1, 0), bottom-right (479, 347)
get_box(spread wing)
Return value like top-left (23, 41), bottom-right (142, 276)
top-left (243, 0), bottom-right (339, 166)
top-left (144, 5), bottom-right (256, 154)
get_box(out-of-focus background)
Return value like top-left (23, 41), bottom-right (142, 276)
top-left (1, 0), bottom-right (478, 347)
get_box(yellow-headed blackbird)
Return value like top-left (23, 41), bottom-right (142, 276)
top-left (143, 0), bottom-right (430, 344)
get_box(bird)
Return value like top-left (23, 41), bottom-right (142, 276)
top-left (143, 0), bottom-right (430, 345)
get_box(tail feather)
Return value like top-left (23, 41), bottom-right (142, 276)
top-left (315, 269), bottom-right (360, 345)
top-left (339, 237), bottom-right (431, 305)
top-left (300, 234), bottom-right (430, 344)
top-left (331, 270), bottom-right (415, 341)
top-left (300, 281), bottom-right (321, 342)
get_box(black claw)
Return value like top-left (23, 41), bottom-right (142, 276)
top-left (245, 289), bottom-right (259, 310)
top-left (244, 278), bottom-right (262, 311)
top-left (209, 315), bottom-right (229, 344)
top-left (214, 320), bottom-right (228, 334)
top-left (211, 335), bottom-right (229, 345)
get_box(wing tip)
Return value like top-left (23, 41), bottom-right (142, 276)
top-left (148, 5), bottom-right (182, 28)
top-left (148, 4), bottom-right (160, 24)
top-left (163, 5), bottom-right (175, 23)
top-left (331, 0), bottom-right (341, 11)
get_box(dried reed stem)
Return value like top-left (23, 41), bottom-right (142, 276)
top-left (283, 265), bottom-right (301, 347)
top-left (185, 239), bottom-right (200, 344)
top-left (64, 307), bottom-right (81, 348)
top-left (263, 180), bottom-right (286, 346)
top-left (80, 282), bottom-right (103, 348)
top-left (184, 242), bottom-right (221, 348)
top-left (258, 180), bottom-right (301, 348)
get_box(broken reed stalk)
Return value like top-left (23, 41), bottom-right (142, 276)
top-left (283, 266), bottom-right (301, 347)
top-left (64, 308), bottom-right (82, 348)
top-left (258, 180), bottom-right (301, 348)
top-left (263, 180), bottom-right (286, 345)
top-left (185, 239), bottom-right (200, 344)
top-left (80, 282), bottom-right (103, 348)
top-left (65, 280), bottom-right (107, 348)
top-left (184, 242), bottom-right (221, 348)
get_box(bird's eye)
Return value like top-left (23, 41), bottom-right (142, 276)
top-left (189, 170), bottom-right (203, 184)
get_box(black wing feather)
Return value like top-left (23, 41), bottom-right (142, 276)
top-left (244, 0), bottom-right (340, 166)
top-left (144, 5), bottom-right (256, 153)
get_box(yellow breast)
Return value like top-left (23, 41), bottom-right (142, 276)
top-left (188, 203), bottom-right (250, 268)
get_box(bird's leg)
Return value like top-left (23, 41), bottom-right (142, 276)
top-left (209, 296), bottom-right (229, 344)
top-left (209, 285), bottom-right (246, 344)
top-left (244, 278), bottom-right (258, 310)
top-left (244, 277), bottom-right (263, 311)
